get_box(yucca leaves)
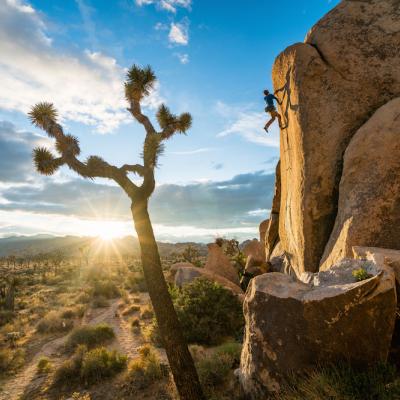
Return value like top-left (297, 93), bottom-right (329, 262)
top-left (156, 104), bottom-right (176, 129)
top-left (143, 134), bottom-right (165, 168)
top-left (176, 112), bottom-right (192, 133)
top-left (28, 102), bottom-right (58, 131)
top-left (125, 65), bottom-right (156, 101)
top-left (86, 156), bottom-right (107, 170)
top-left (55, 134), bottom-right (80, 156)
top-left (157, 105), bottom-right (192, 135)
top-left (33, 147), bottom-right (61, 175)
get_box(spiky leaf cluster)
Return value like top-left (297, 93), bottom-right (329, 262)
top-left (86, 156), bottom-right (107, 170)
top-left (55, 134), bottom-right (80, 156)
top-left (157, 105), bottom-right (192, 137)
top-left (125, 65), bottom-right (156, 101)
top-left (33, 147), bottom-right (61, 175)
top-left (156, 104), bottom-right (176, 129)
top-left (176, 112), bottom-right (192, 133)
top-left (143, 134), bottom-right (164, 168)
top-left (28, 102), bottom-right (58, 131)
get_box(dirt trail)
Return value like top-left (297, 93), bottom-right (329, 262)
top-left (0, 297), bottom-right (145, 400)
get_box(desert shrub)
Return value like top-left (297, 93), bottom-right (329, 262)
top-left (171, 278), bottom-right (244, 345)
top-left (76, 292), bottom-right (91, 304)
top-left (37, 311), bottom-right (74, 333)
top-left (53, 345), bottom-right (87, 386)
top-left (0, 310), bottom-right (15, 326)
top-left (92, 280), bottom-right (119, 299)
top-left (91, 295), bottom-right (108, 308)
top-left (53, 345), bottom-right (126, 386)
top-left (122, 305), bottom-right (140, 316)
top-left (61, 305), bottom-right (85, 319)
top-left (127, 272), bottom-right (147, 292)
top-left (126, 345), bottom-right (164, 390)
top-left (196, 342), bottom-right (241, 397)
top-left (37, 356), bottom-right (52, 373)
top-left (277, 363), bottom-right (400, 400)
top-left (80, 347), bottom-right (127, 384)
top-left (352, 267), bottom-right (372, 281)
top-left (0, 348), bottom-right (25, 375)
top-left (66, 324), bottom-right (115, 351)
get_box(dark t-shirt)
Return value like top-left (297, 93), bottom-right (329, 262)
top-left (264, 94), bottom-right (278, 107)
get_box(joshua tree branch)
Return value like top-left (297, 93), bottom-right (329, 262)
top-left (127, 100), bottom-right (157, 136)
top-left (41, 119), bottom-right (139, 197)
top-left (120, 163), bottom-right (146, 176)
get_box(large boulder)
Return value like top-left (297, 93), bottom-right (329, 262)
top-left (273, 0), bottom-right (400, 275)
top-left (265, 161), bottom-right (281, 262)
top-left (167, 262), bottom-right (196, 283)
top-left (239, 258), bottom-right (396, 397)
top-left (174, 265), bottom-right (244, 298)
top-left (242, 239), bottom-right (264, 264)
top-left (320, 99), bottom-right (400, 269)
top-left (259, 219), bottom-right (269, 260)
top-left (204, 243), bottom-right (240, 285)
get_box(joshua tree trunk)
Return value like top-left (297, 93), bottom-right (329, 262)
top-left (29, 64), bottom-right (205, 400)
top-left (131, 199), bottom-right (205, 400)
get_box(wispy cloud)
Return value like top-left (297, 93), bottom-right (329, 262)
top-left (169, 19), bottom-right (189, 45)
top-left (215, 101), bottom-right (280, 148)
top-left (175, 53), bottom-right (189, 64)
top-left (75, 0), bottom-right (97, 49)
top-left (0, 0), bottom-right (163, 133)
top-left (136, 0), bottom-right (191, 13)
top-left (170, 147), bottom-right (215, 155)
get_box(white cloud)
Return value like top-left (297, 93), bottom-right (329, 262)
top-left (169, 20), bottom-right (189, 45)
top-left (170, 147), bottom-right (215, 155)
top-left (216, 101), bottom-right (280, 148)
top-left (0, 0), bottom-right (163, 133)
top-left (175, 53), bottom-right (189, 64)
top-left (136, 0), bottom-right (191, 13)
top-left (154, 22), bottom-right (168, 30)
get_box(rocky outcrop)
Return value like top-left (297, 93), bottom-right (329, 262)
top-left (320, 99), bottom-right (400, 269)
top-left (265, 161), bottom-right (280, 262)
top-left (242, 239), bottom-right (264, 264)
top-left (173, 265), bottom-right (244, 298)
top-left (259, 219), bottom-right (269, 260)
top-left (273, 0), bottom-right (400, 275)
top-left (204, 243), bottom-right (240, 285)
top-left (239, 258), bottom-right (397, 397)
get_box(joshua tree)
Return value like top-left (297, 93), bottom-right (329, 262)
top-left (28, 65), bottom-right (205, 400)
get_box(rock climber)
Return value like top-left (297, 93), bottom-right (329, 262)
top-left (263, 89), bottom-right (282, 133)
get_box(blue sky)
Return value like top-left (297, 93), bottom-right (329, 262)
top-left (0, 0), bottom-right (339, 242)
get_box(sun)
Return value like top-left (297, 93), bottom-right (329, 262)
top-left (90, 221), bottom-right (127, 241)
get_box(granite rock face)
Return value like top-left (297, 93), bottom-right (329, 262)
top-left (273, 0), bottom-right (400, 275)
top-left (239, 259), bottom-right (397, 397)
top-left (320, 98), bottom-right (400, 269)
top-left (173, 265), bottom-right (244, 298)
top-left (204, 243), bottom-right (240, 285)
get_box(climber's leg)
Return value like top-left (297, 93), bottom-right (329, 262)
top-left (264, 115), bottom-right (275, 132)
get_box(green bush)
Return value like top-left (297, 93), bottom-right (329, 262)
top-left (0, 310), bottom-right (15, 326)
top-left (37, 311), bottom-right (74, 333)
top-left (277, 363), bottom-right (400, 400)
top-left (352, 268), bottom-right (372, 282)
top-left (66, 324), bottom-right (115, 351)
top-left (127, 272), bottom-right (147, 292)
top-left (53, 345), bottom-right (126, 386)
top-left (127, 345), bottom-right (164, 390)
top-left (194, 342), bottom-right (242, 398)
top-left (92, 280), bottom-right (120, 299)
top-left (92, 295), bottom-right (109, 308)
top-left (37, 356), bottom-right (52, 373)
top-left (171, 278), bottom-right (244, 345)
top-left (0, 348), bottom-right (25, 376)
top-left (81, 347), bottom-right (127, 384)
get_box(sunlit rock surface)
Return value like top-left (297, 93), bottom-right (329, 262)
top-left (239, 258), bottom-right (396, 398)
top-left (273, 0), bottom-right (400, 275)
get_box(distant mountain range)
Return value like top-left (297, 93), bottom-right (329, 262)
top-left (0, 235), bottom-right (208, 259)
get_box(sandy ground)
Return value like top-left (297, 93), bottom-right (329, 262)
top-left (0, 293), bottom-right (158, 400)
